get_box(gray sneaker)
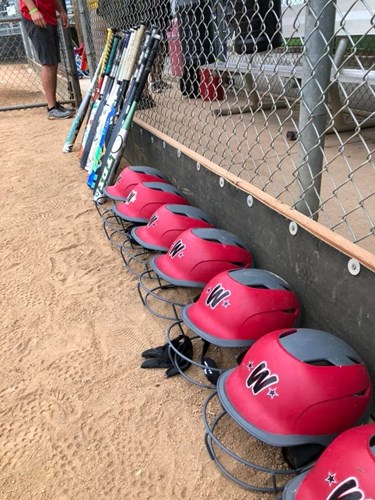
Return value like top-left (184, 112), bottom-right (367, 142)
top-left (47, 104), bottom-right (74, 120)
top-left (56, 101), bottom-right (75, 113)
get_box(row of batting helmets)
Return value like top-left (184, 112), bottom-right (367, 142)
top-left (97, 165), bottom-right (374, 497)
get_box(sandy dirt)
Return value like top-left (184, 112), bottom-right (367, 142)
top-left (0, 108), bottom-right (287, 499)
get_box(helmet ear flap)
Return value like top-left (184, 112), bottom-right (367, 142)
top-left (236, 350), bottom-right (247, 366)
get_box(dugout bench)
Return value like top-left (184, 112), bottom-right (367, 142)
top-left (200, 0), bottom-right (375, 134)
top-left (202, 42), bottom-right (375, 133)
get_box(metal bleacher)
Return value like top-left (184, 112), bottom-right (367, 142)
top-left (202, 0), bottom-right (375, 130)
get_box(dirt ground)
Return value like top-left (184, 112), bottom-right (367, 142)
top-left (0, 109), bottom-right (292, 499)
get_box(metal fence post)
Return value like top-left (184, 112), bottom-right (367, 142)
top-left (76, 0), bottom-right (96, 78)
top-left (295, 0), bottom-right (337, 218)
top-left (60, 23), bottom-right (83, 107)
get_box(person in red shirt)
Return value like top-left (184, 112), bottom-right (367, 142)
top-left (19, 0), bottom-right (75, 119)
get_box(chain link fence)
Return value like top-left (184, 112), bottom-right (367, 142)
top-left (0, 0), bottom-right (81, 111)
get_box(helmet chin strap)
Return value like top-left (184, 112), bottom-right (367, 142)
top-left (201, 340), bottom-right (221, 385)
top-left (165, 335), bottom-right (193, 378)
top-left (282, 443), bottom-right (325, 470)
top-left (144, 324), bottom-right (248, 387)
top-left (122, 223), bottom-right (139, 242)
top-left (201, 340), bottom-right (248, 386)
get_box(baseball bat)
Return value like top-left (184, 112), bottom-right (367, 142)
top-left (62, 49), bottom-right (105, 153)
top-left (73, 29), bottom-right (114, 154)
top-left (84, 31), bottom-right (133, 174)
top-left (93, 33), bottom-right (161, 203)
top-left (78, 34), bottom-right (121, 164)
top-left (88, 29), bottom-right (155, 186)
top-left (87, 25), bottom-right (146, 188)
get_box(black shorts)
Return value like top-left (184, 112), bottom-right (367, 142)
top-left (22, 18), bottom-right (60, 65)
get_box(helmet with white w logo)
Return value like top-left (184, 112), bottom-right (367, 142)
top-left (112, 182), bottom-right (189, 223)
top-left (283, 423), bottom-right (375, 499)
top-left (183, 268), bottom-right (301, 347)
top-left (131, 204), bottom-right (215, 251)
top-left (137, 228), bottom-right (253, 321)
top-left (203, 328), bottom-right (372, 493)
top-left (166, 268), bottom-right (301, 388)
top-left (150, 228), bottom-right (253, 287)
top-left (104, 166), bottom-right (169, 201)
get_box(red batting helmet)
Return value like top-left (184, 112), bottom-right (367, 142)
top-left (283, 423), bottom-right (375, 499)
top-left (183, 268), bottom-right (301, 348)
top-left (104, 165), bottom-right (169, 201)
top-left (113, 182), bottom-right (189, 223)
top-left (150, 228), bottom-right (253, 287)
top-left (203, 328), bottom-right (372, 493)
top-left (132, 204), bottom-right (215, 251)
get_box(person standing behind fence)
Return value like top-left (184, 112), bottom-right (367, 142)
top-left (148, 0), bottom-right (172, 94)
top-left (136, 0), bottom-right (173, 109)
top-left (19, 0), bottom-right (75, 119)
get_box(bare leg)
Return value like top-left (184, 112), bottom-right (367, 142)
top-left (41, 63), bottom-right (58, 108)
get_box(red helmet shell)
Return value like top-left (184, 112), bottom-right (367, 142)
top-left (104, 166), bottom-right (169, 201)
top-left (217, 329), bottom-right (372, 447)
top-left (112, 182), bottom-right (189, 223)
top-left (150, 228), bottom-right (253, 287)
top-left (182, 269), bottom-right (301, 347)
top-left (132, 204), bottom-right (215, 251)
top-left (283, 424), bottom-right (375, 499)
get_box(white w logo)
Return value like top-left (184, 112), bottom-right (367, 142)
top-left (246, 362), bottom-right (279, 395)
top-left (125, 190), bottom-right (137, 204)
top-left (205, 284), bottom-right (231, 309)
top-left (327, 477), bottom-right (367, 500)
top-left (147, 213), bottom-right (158, 227)
top-left (169, 239), bottom-right (186, 258)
